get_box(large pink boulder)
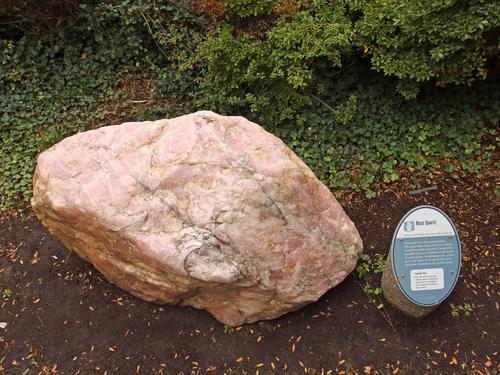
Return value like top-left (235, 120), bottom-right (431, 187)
top-left (31, 111), bottom-right (363, 326)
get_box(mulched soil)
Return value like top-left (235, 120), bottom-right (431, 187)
top-left (0, 176), bottom-right (498, 375)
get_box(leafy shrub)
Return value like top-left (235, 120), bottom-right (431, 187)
top-left (194, 0), bottom-right (353, 125)
top-left (222, 0), bottom-right (276, 17)
top-left (351, 0), bottom-right (500, 98)
top-left (276, 65), bottom-right (499, 197)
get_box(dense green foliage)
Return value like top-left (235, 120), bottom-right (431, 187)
top-left (352, 0), bottom-right (500, 98)
top-left (271, 69), bottom-right (498, 197)
top-left (222, 0), bottom-right (276, 17)
top-left (0, 0), bottom-right (498, 209)
top-left (195, 0), bottom-right (353, 125)
top-left (0, 3), bottom-right (154, 207)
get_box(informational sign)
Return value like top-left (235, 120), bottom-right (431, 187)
top-left (391, 205), bottom-right (461, 306)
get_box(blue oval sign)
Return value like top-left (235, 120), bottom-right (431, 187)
top-left (391, 205), bottom-right (461, 306)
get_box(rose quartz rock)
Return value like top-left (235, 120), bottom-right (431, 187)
top-left (31, 111), bottom-right (363, 326)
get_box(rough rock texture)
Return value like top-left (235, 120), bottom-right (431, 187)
top-left (32, 111), bottom-right (363, 326)
top-left (382, 255), bottom-right (437, 318)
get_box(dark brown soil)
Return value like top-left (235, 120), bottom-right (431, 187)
top-left (0, 176), bottom-right (498, 375)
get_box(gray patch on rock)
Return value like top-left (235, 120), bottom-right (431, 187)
top-left (180, 227), bottom-right (242, 284)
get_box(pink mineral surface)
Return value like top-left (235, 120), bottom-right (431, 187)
top-left (32, 111), bottom-right (363, 326)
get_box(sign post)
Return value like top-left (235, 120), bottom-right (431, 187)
top-left (382, 205), bottom-right (461, 317)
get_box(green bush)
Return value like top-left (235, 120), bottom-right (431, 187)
top-left (222, 0), bottom-right (276, 17)
top-left (194, 0), bottom-right (352, 125)
top-left (275, 67), bottom-right (499, 197)
top-left (351, 0), bottom-right (500, 98)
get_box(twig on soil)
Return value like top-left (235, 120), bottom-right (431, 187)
top-left (357, 276), bottom-right (397, 333)
top-left (409, 186), bottom-right (437, 195)
top-left (6, 216), bottom-right (13, 233)
top-left (35, 312), bottom-right (44, 328)
top-left (64, 248), bottom-right (72, 263)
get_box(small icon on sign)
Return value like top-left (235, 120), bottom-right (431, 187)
top-left (403, 221), bottom-right (415, 232)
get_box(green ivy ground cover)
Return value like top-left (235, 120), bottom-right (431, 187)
top-left (1, 1), bottom-right (498, 210)
top-left (0, 3), bottom-right (157, 209)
